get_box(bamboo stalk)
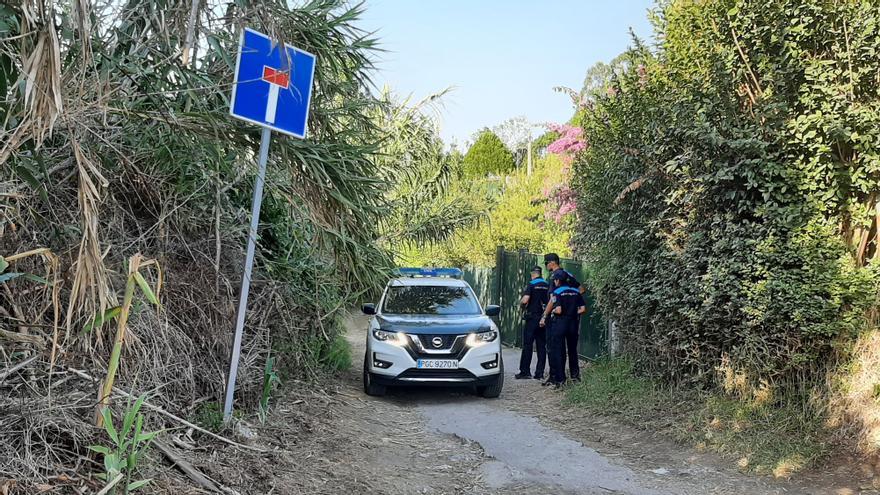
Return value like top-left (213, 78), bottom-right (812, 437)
top-left (182, 0), bottom-right (201, 66)
top-left (3, 247), bottom-right (52, 263)
top-left (96, 254), bottom-right (141, 426)
top-left (154, 440), bottom-right (222, 492)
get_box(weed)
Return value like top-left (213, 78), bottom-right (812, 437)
top-left (259, 355), bottom-right (281, 423)
top-left (192, 402), bottom-right (224, 433)
top-left (88, 395), bottom-right (161, 493)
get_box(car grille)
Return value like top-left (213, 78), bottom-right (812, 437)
top-left (416, 334), bottom-right (457, 350)
top-left (401, 333), bottom-right (468, 359)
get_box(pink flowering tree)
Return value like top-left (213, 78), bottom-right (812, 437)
top-left (546, 123), bottom-right (586, 155)
top-left (543, 123), bottom-right (586, 224)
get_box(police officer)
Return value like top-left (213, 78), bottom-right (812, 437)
top-left (515, 266), bottom-right (550, 380)
top-left (543, 253), bottom-right (584, 295)
top-left (544, 270), bottom-right (586, 388)
top-left (540, 253), bottom-right (586, 382)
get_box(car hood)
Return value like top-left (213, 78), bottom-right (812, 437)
top-left (375, 314), bottom-right (494, 335)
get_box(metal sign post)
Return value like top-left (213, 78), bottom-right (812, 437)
top-left (223, 127), bottom-right (270, 420)
top-left (223, 28), bottom-right (316, 420)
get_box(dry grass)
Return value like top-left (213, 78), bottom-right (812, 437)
top-left (566, 357), bottom-right (833, 476)
top-left (829, 328), bottom-right (880, 455)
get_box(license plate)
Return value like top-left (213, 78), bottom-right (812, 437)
top-left (417, 359), bottom-right (458, 369)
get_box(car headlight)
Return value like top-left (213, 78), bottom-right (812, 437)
top-left (465, 330), bottom-right (498, 347)
top-left (372, 329), bottom-right (407, 347)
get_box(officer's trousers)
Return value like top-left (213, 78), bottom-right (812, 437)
top-left (518, 315), bottom-right (546, 377)
top-left (548, 317), bottom-right (572, 384)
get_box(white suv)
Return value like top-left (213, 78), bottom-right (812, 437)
top-left (361, 268), bottom-right (504, 398)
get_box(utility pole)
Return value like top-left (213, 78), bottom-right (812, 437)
top-left (527, 135), bottom-right (533, 177)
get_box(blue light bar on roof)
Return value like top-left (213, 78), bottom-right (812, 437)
top-left (396, 267), bottom-right (463, 279)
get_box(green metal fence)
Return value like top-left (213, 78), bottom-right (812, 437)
top-left (463, 247), bottom-right (607, 360)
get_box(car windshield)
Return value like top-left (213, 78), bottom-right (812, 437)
top-left (381, 285), bottom-right (481, 315)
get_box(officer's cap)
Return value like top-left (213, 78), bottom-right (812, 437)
top-left (530, 265), bottom-right (542, 275)
top-left (543, 253), bottom-right (560, 265)
top-left (552, 270), bottom-right (569, 282)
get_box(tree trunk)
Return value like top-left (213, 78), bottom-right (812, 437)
top-left (857, 193), bottom-right (878, 266)
top-left (874, 197), bottom-right (880, 262)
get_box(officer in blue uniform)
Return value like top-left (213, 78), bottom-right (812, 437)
top-left (540, 253), bottom-right (586, 382)
top-left (544, 271), bottom-right (586, 388)
top-left (515, 266), bottom-right (550, 380)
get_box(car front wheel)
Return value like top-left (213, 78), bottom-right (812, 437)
top-left (477, 361), bottom-right (504, 398)
top-left (363, 353), bottom-right (387, 397)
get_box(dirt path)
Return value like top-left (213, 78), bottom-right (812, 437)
top-left (337, 314), bottom-right (864, 495)
top-left (164, 314), bottom-right (870, 494)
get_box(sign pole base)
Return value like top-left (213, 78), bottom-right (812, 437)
top-left (223, 127), bottom-right (272, 421)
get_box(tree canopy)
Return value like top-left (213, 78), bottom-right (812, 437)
top-left (462, 129), bottom-right (515, 177)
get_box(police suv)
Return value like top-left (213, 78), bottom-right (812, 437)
top-left (361, 268), bottom-right (504, 398)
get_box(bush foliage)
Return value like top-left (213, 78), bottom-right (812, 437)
top-left (573, 0), bottom-right (880, 385)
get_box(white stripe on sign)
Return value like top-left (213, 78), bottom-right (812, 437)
top-left (265, 84), bottom-right (280, 124)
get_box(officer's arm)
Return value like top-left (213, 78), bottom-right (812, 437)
top-left (521, 294), bottom-right (530, 306)
top-left (553, 305), bottom-right (562, 315)
top-left (540, 297), bottom-right (555, 326)
top-left (542, 298), bottom-right (554, 319)
top-left (579, 286), bottom-right (586, 295)
top-left (577, 305), bottom-right (586, 315)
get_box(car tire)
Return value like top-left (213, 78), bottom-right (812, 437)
top-left (363, 353), bottom-right (386, 397)
top-left (477, 361), bottom-right (504, 398)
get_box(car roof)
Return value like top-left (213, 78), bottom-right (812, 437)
top-left (388, 277), bottom-right (469, 287)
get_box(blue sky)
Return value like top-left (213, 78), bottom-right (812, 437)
top-left (360, 1), bottom-right (656, 145)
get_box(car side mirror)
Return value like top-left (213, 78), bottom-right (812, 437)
top-left (362, 303), bottom-right (376, 315)
top-left (485, 305), bottom-right (501, 317)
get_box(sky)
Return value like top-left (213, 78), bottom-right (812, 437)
top-left (360, 1), bottom-right (656, 146)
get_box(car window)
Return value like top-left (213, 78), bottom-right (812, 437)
top-left (382, 285), bottom-right (481, 315)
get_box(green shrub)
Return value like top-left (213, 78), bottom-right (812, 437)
top-left (319, 333), bottom-right (353, 372)
top-left (573, 0), bottom-right (880, 385)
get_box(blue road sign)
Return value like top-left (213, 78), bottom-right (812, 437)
top-left (224, 27), bottom-right (317, 420)
top-left (229, 28), bottom-right (316, 138)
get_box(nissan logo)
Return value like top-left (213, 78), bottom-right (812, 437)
top-left (431, 336), bottom-right (443, 348)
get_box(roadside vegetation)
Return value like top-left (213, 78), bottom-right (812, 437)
top-left (567, 358), bottom-right (829, 476)
top-left (0, 0), bottom-right (472, 491)
top-left (566, 0), bottom-right (880, 475)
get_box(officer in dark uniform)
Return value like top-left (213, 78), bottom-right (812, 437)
top-left (544, 271), bottom-right (586, 388)
top-left (540, 253), bottom-right (586, 382)
top-left (515, 266), bottom-right (550, 380)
